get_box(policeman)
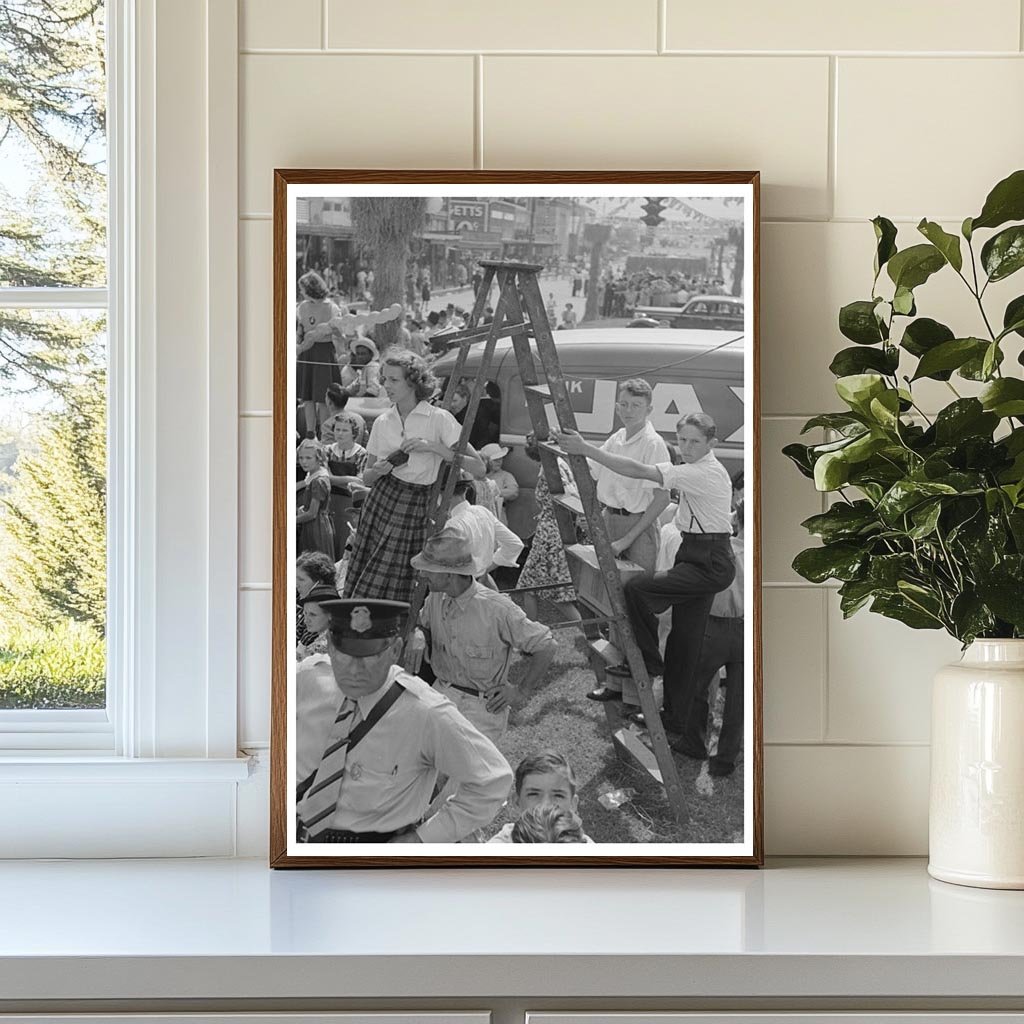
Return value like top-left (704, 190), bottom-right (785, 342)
top-left (296, 598), bottom-right (513, 844)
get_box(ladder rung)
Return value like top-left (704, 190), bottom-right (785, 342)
top-left (589, 638), bottom-right (624, 667)
top-left (552, 492), bottom-right (583, 516)
top-left (537, 440), bottom-right (568, 459)
top-left (523, 383), bottom-right (553, 400)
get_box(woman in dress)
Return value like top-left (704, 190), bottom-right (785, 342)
top-left (323, 411), bottom-right (368, 559)
top-left (296, 271), bottom-right (341, 438)
top-left (343, 348), bottom-right (485, 603)
top-left (516, 434), bottom-right (584, 627)
top-left (295, 439), bottom-right (334, 560)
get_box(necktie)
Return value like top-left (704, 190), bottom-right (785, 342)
top-left (299, 697), bottom-right (360, 834)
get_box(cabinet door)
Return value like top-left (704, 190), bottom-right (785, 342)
top-left (528, 1016), bottom-right (1024, 1024)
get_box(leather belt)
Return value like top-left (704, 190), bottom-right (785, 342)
top-left (311, 827), bottom-right (403, 843)
top-left (604, 506), bottom-right (639, 516)
top-left (444, 681), bottom-right (485, 698)
top-left (680, 531), bottom-right (731, 540)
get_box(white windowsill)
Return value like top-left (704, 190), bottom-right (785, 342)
top-left (0, 755), bottom-right (253, 781)
top-left (0, 858), bottom-right (1022, 1004)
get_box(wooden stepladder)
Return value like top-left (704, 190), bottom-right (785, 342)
top-left (402, 259), bottom-right (689, 834)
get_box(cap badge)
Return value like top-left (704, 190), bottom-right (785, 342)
top-left (351, 606), bottom-right (372, 633)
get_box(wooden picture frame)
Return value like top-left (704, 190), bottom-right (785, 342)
top-left (271, 170), bottom-right (762, 867)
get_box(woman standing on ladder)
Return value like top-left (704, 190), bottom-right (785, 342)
top-left (343, 348), bottom-right (485, 603)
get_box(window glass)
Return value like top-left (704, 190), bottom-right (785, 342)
top-left (0, 2), bottom-right (108, 712)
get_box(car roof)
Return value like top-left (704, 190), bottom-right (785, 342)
top-left (434, 326), bottom-right (744, 376)
top-left (686, 294), bottom-right (743, 304)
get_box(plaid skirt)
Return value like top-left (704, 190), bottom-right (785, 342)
top-left (343, 473), bottom-right (433, 603)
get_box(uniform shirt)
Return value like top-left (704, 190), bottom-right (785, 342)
top-left (318, 665), bottom-right (513, 842)
top-left (447, 501), bottom-right (524, 575)
top-left (593, 420), bottom-right (671, 513)
top-left (657, 452), bottom-right (734, 535)
top-left (366, 400), bottom-right (461, 485)
top-left (420, 580), bottom-right (553, 694)
top-left (295, 654), bottom-right (343, 786)
top-left (710, 534), bottom-right (744, 618)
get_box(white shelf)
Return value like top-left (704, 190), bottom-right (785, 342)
top-left (1, 857), bottom-right (1023, 1003)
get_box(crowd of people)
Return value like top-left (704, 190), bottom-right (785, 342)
top-left (292, 266), bottom-right (746, 846)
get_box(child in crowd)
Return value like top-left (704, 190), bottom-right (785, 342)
top-left (295, 550), bottom-right (336, 651)
top-left (295, 583), bottom-right (338, 661)
top-left (480, 443), bottom-right (519, 525)
top-left (487, 751), bottom-right (594, 843)
top-left (511, 805), bottom-right (587, 844)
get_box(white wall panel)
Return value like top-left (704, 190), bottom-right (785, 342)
top-left (483, 56), bottom-right (831, 220)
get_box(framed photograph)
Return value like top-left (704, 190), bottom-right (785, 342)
top-left (270, 171), bottom-right (762, 867)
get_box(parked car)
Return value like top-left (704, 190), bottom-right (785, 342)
top-left (632, 294), bottom-right (744, 332)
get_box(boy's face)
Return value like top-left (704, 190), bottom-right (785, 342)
top-left (517, 771), bottom-right (578, 815)
top-left (616, 391), bottom-right (651, 428)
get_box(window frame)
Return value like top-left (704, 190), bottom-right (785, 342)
top-left (0, 0), bottom-right (247, 860)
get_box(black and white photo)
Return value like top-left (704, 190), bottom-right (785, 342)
top-left (272, 172), bottom-right (761, 866)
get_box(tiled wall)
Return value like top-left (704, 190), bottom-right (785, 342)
top-left (235, 0), bottom-right (1024, 854)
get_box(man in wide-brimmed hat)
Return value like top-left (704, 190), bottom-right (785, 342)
top-left (412, 528), bottom-right (557, 744)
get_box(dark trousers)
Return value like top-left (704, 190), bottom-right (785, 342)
top-left (622, 534), bottom-right (735, 728)
top-left (682, 616), bottom-right (744, 769)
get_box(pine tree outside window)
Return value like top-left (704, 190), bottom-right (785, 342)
top-left (0, 2), bottom-right (110, 738)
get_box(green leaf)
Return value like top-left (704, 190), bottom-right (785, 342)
top-left (917, 219), bottom-right (963, 272)
top-left (838, 579), bottom-right (877, 617)
top-left (1002, 295), bottom-right (1024, 340)
top-left (800, 413), bottom-right (865, 434)
top-left (977, 579), bottom-right (1024, 629)
top-left (981, 225), bottom-right (1024, 282)
top-left (962, 216), bottom-right (974, 241)
top-left (829, 345), bottom-right (899, 378)
top-left (933, 399), bottom-right (999, 444)
top-left (911, 337), bottom-right (988, 380)
top-left (887, 243), bottom-right (946, 291)
top-left (839, 300), bottom-right (886, 345)
top-left (872, 216), bottom-right (898, 277)
top-left (792, 542), bottom-right (866, 584)
top-left (982, 341), bottom-right (1001, 381)
top-left (900, 318), bottom-right (955, 369)
top-left (869, 552), bottom-right (915, 587)
top-left (980, 378), bottom-right (1024, 418)
top-left (892, 286), bottom-right (916, 316)
top-left (960, 344), bottom-right (1004, 380)
top-left (868, 389), bottom-right (902, 430)
top-left (814, 450), bottom-right (850, 491)
top-left (971, 169), bottom-right (1024, 232)
top-left (782, 442), bottom-right (815, 479)
top-left (908, 501), bottom-right (943, 539)
top-left (949, 593), bottom-right (996, 645)
top-left (877, 480), bottom-right (958, 523)
top-left (801, 501), bottom-right (880, 543)
top-left (835, 373), bottom-right (886, 414)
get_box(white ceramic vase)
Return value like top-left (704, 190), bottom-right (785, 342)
top-left (929, 639), bottom-right (1024, 889)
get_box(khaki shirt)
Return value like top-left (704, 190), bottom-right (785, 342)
top-left (420, 581), bottom-right (553, 693)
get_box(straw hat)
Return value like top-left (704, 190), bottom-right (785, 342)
top-left (410, 528), bottom-right (477, 576)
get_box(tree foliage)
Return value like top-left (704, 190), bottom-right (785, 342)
top-left (0, 369), bottom-right (106, 633)
top-left (0, 0), bottom-right (106, 396)
top-left (351, 197), bottom-right (427, 350)
top-left (785, 170), bottom-right (1024, 644)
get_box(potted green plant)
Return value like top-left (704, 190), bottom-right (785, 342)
top-left (785, 169), bottom-right (1024, 889)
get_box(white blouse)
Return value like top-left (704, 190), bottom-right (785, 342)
top-left (366, 400), bottom-right (462, 485)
